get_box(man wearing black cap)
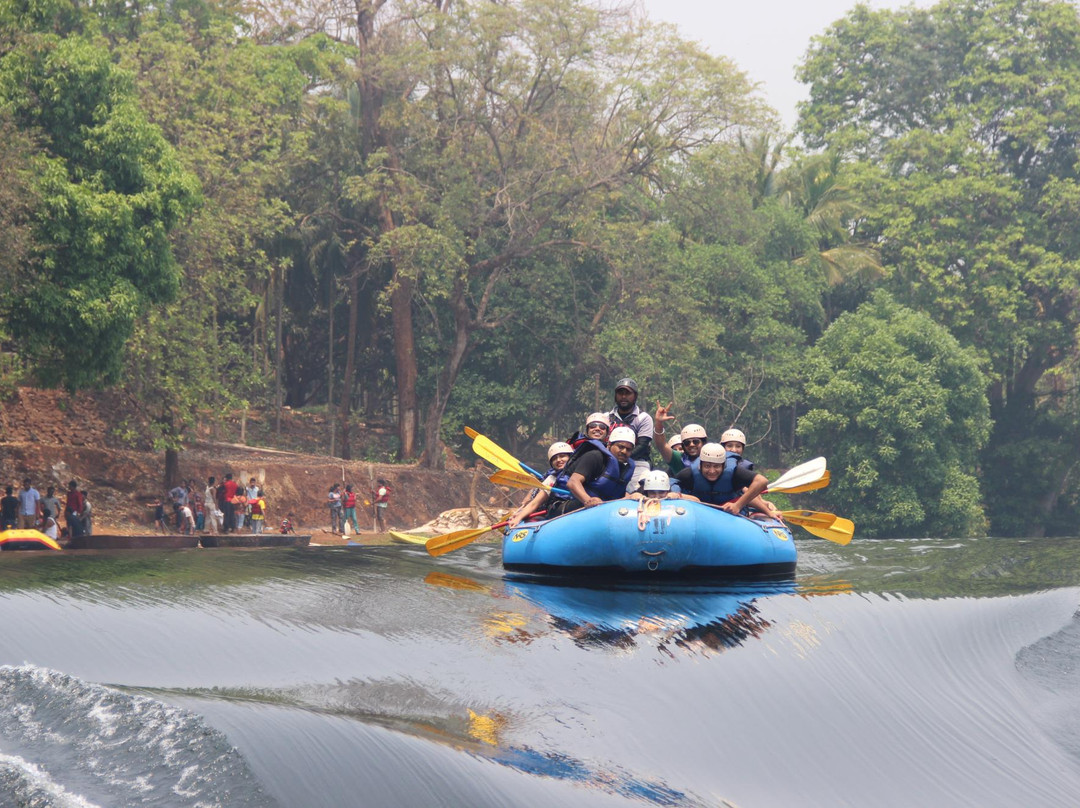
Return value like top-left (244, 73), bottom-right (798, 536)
top-left (606, 377), bottom-right (655, 492)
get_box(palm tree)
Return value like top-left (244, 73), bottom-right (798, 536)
top-left (778, 150), bottom-right (885, 287)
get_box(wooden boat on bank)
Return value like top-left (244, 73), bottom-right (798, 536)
top-left (66, 534), bottom-right (200, 550)
top-left (501, 499), bottom-right (796, 578)
top-left (58, 533), bottom-right (311, 550)
top-left (199, 533), bottom-right (311, 548)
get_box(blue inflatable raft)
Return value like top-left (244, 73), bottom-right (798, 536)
top-left (501, 499), bottom-right (796, 578)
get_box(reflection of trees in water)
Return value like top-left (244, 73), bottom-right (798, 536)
top-left (549, 616), bottom-right (639, 650)
top-left (660, 603), bottom-right (772, 658)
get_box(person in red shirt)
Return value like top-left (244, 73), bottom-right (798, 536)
top-left (343, 484), bottom-right (359, 534)
top-left (221, 473), bottom-right (238, 534)
top-left (64, 480), bottom-right (85, 539)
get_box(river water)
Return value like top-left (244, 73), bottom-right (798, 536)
top-left (1, 535), bottom-right (1079, 807)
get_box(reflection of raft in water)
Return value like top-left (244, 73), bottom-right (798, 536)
top-left (501, 499), bottom-right (796, 578)
top-left (503, 577), bottom-right (795, 652)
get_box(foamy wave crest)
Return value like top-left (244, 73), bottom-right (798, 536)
top-left (0, 753), bottom-right (101, 808)
top-left (0, 665), bottom-right (276, 807)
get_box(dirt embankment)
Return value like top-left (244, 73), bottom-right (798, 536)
top-left (0, 388), bottom-right (519, 542)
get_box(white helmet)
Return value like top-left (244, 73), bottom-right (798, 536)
top-left (720, 428), bottom-right (746, 445)
top-left (608, 426), bottom-right (636, 446)
top-left (547, 441), bottom-right (573, 461)
top-left (698, 442), bottom-right (727, 464)
top-left (585, 412), bottom-right (610, 430)
top-left (681, 423), bottom-right (707, 441)
top-left (668, 434), bottom-right (684, 449)
top-left (642, 470), bottom-right (671, 492)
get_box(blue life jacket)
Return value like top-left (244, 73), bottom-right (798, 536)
top-left (689, 452), bottom-right (741, 505)
top-left (545, 466), bottom-right (572, 501)
top-left (573, 439), bottom-right (633, 501)
top-left (681, 453), bottom-right (700, 471)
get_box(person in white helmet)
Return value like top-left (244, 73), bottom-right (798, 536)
top-left (506, 441), bottom-right (575, 528)
top-left (607, 378), bottom-right (655, 492)
top-left (550, 425), bottom-right (636, 517)
top-left (717, 428), bottom-right (783, 520)
top-left (652, 402), bottom-right (708, 474)
top-left (672, 442), bottom-right (772, 516)
top-left (578, 412), bottom-right (611, 446)
top-left (720, 428), bottom-right (747, 449)
top-left (626, 469), bottom-right (693, 501)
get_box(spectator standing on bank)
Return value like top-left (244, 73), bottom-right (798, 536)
top-left (64, 480), bottom-right (84, 539)
top-left (204, 477), bottom-right (220, 534)
top-left (80, 490), bottom-right (93, 536)
top-left (231, 486), bottom-right (248, 532)
top-left (191, 482), bottom-right (205, 532)
top-left (151, 498), bottom-right (168, 533)
top-left (41, 486), bottom-right (61, 530)
top-left (1, 486), bottom-right (19, 530)
top-left (17, 478), bottom-right (41, 529)
top-left (250, 490), bottom-right (267, 534)
top-left (327, 484), bottom-right (343, 534)
top-left (245, 477), bottom-right (259, 528)
top-left (343, 484), bottom-right (359, 534)
top-left (374, 479), bottom-right (391, 532)
top-left (221, 474), bottom-right (238, 534)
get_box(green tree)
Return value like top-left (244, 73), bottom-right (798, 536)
top-left (799, 291), bottom-right (990, 538)
top-left (797, 0), bottom-right (1080, 534)
top-left (0, 29), bottom-right (199, 388)
top-left (106, 4), bottom-right (325, 477)
top-left (323, 0), bottom-right (770, 465)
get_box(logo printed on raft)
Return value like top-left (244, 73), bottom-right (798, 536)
top-left (511, 530), bottom-right (529, 543)
top-left (772, 528), bottom-right (789, 542)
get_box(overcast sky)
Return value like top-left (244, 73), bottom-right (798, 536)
top-left (637, 0), bottom-right (932, 129)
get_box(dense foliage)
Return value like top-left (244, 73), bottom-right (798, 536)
top-left (1, 0), bottom-right (1079, 536)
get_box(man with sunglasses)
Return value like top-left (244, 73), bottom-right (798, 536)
top-left (652, 402), bottom-right (708, 474)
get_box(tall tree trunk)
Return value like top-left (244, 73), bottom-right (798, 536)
top-left (164, 447), bottom-right (180, 491)
top-left (420, 284), bottom-right (473, 468)
top-left (338, 262), bottom-right (361, 460)
top-left (391, 267), bottom-right (419, 459)
top-left (354, 0), bottom-right (421, 459)
top-left (327, 266), bottom-right (336, 458)
top-left (274, 264), bottom-right (284, 436)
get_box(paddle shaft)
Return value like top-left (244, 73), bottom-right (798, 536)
top-left (425, 509), bottom-right (546, 556)
top-left (489, 470), bottom-right (571, 496)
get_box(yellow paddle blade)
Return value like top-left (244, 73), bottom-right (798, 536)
top-left (426, 523), bottom-right (504, 556)
top-left (464, 426), bottom-right (520, 473)
top-left (489, 470), bottom-right (551, 491)
top-left (781, 510), bottom-right (854, 545)
top-left (465, 426), bottom-right (543, 478)
top-left (389, 530), bottom-right (428, 545)
top-left (780, 509), bottom-right (838, 527)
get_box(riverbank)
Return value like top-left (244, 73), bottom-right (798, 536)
top-left (0, 387), bottom-right (520, 539)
